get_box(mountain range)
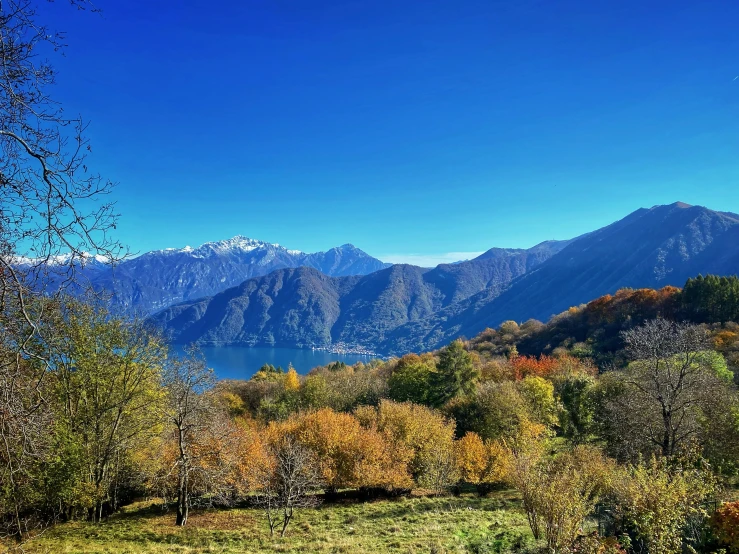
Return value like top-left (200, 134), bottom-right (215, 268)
top-left (150, 239), bottom-right (569, 349)
top-left (151, 203), bottom-right (739, 355)
top-left (58, 237), bottom-right (390, 314)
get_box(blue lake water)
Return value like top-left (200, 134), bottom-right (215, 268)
top-left (171, 345), bottom-right (377, 380)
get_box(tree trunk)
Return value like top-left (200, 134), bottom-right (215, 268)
top-left (176, 498), bottom-right (188, 526)
top-left (662, 411), bottom-right (672, 457)
top-left (176, 471), bottom-right (188, 526)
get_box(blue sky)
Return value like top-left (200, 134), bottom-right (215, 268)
top-left (46, 0), bottom-right (739, 266)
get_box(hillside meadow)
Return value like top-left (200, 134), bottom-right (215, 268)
top-left (23, 494), bottom-right (532, 554)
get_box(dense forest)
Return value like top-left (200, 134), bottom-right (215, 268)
top-left (3, 276), bottom-right (739, 553)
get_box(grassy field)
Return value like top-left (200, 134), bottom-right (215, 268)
top-left (21, 493), bottom-right (534, 554)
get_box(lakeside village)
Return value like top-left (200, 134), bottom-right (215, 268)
top-left (311, 342), bottom-right (382, 357)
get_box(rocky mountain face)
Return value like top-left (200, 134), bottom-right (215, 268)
top-left (151, 240), bottom-right (570, 349)
top-left (68, 237), bottom-right (391, 314)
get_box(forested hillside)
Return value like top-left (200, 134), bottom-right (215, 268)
top-left (10, 276), bottom-right (739, 554)
top-left (386, 202), bottom-right (739, 353)
top-left (154, 203), bottom-right (739, 355)
top-left (467, 274), bottom-right (739, 372)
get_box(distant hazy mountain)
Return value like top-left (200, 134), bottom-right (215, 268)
top-left (152, 240), bottom-right (570, 348)
top-left (68, 236), bottom-right (390, 314)
top-left (384, 202), bottom-right (739, 353)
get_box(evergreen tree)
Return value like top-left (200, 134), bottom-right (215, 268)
top-left (430, 340), bottom-right (478, 406)
top-left (681, 274), bottom-right (739, 323)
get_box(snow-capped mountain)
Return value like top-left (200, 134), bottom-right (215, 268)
top-left (65, 236), bottom-right (390, 314)
top-left (150, 236), bottom-right (292, 259)
top-left (16, 251), bottom-right (111, 268)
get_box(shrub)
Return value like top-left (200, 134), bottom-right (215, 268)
top-left (711, 501), bottom-right (739, 552)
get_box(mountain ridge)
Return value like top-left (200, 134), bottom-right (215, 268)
top-left (153, 203), bottom-right (739, 355)
top-left (151, 240), bottom-right (571, 349)
top-left (56, 237), bottom-right (391, 315)
top-left (384, 202), bottom-right (739, 353)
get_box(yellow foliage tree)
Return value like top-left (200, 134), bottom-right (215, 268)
top-left (613, 453), bottom-right (716, 554)
top-left (284, 365), bottom-right (300, 391)
top-left (455, 432), bottom-right (488, 484)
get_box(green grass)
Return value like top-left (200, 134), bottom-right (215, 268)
top-left (23, 493), bottom-right (534, 554)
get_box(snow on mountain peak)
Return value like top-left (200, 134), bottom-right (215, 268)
top-left (15, 251), bottom-right (111, 267)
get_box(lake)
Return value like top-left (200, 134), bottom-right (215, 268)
top-left (171, 345), bottom-right (377, 380)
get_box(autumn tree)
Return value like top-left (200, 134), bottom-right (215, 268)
top-left (284, 365), bottom-right (300, 391)
top-left (528, 446), bottom-right (614, 552)
top-left (711, 501), bottom-right (739, 553)
top-left (488, 420), bottom-right (548, 536)
top-left (354, 400), bottom-right (457, 491)
top-left (447, 380), bottom-right (534, 441)
top-left (281, 408), bottom-right (411, 492)
top-left (300, 363), bottom-right (387, 413)
top-left (49, 300), bottom-right (166, 521)
top-left (160, 349), bottom-right (242, 526)
top-left (511, 355), bottom-right (560, 380)
top-left (455, 432), bottom-right (488, 485)
top-left (613, 453), bottom-right (716, 554)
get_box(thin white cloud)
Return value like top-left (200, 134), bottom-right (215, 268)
top-left (379, 252), bottom-right (485, 267)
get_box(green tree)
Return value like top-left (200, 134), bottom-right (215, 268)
top-left (518, 376), bottom-right (559, 429)
top-left (388, 354), bottom-right (435, 405)
top-left (556, 375), bottom-right (597, 444)
top-left (431, 340), bottom-right (478, 406)
top-left (252, 364), bottom-right (285, 381)
top-left (50, 300), bottom-right (166, 522)
top-left (446, 380), bottom-right (531, 441)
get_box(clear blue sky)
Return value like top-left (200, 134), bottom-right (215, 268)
top-left (46, 0), bottom-right (739, 265)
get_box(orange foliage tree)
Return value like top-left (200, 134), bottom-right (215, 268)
top-left (355, 400), bottom-right (458, 492)
top-left (274, 408), bottom-right (412, 492)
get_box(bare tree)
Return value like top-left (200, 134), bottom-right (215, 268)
top-left (418, 444), bottom-right (458, 496)
top-left (161, 350), bottom-right (215, 526)
top-left (605, 320), bottom-right (728, 458)
top-left (255, 436), bottom-right (322, 537)
top-left (159, 349), bottom-right (247, 526)
top-left (1, 0), bottom-right (125, 541)
top-left (1, 0), bottom-right (124, 348)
